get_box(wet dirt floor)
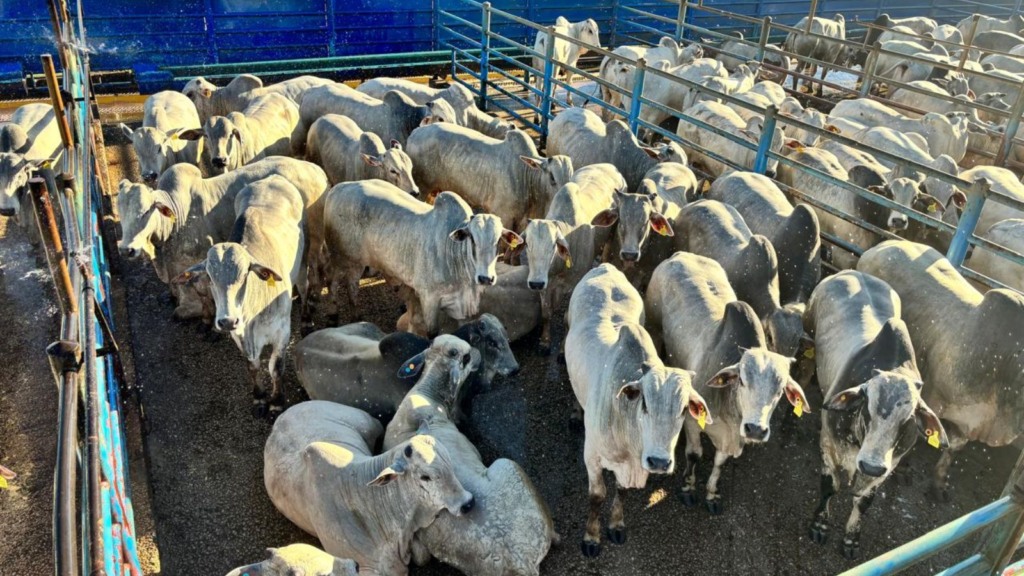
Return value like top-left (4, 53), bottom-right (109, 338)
top-left (96, 120), bottom-right (1022, 576)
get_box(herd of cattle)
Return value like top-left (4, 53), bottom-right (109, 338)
top-left (1, 9), bottom-right (1023, 576)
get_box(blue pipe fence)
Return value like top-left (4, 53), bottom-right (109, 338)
top-left (35, 1), bottom-right (144, 575)
top-left (440, 0), bottom-right (1024, 292)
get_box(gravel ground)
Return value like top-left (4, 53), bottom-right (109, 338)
top-left (103, 114), bottom-right (1021, 576)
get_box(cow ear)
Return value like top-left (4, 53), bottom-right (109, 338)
top-left (616, 382), bottom-right (642, 401)
top-left (519, 155), bottom-right (543, 169)
top-left (171, 261), bottom-right (207, 285)
top-left (119, 123), bottom-right (134, 138)
top-left (501, 228), bottom-right (523, 249)
top-left (200, 87), bottom-right (212, 98)
top-left (784, 380), bottom-right (811, 414)
top-left (154, 202), bottom-right (176, 220)
top-left (649, 212), bottom-right (674, 237)
top-left (555, 233), bottom-right (572, 267)
top-left (640, 146), bottom-right (660, 159)
top-left (449, 227), bottom-right (471, 242)
top-left (368, 465), bottom-right (403, 487)
top-left (176, 128), bottom-right (204, 141)
top-left (398, 351), bottom-right (427, 379)
top-left (824, 385), bottom-right (865, 411)
top-left (916, 401), bottom-right (950, 449)
top-left (705, 365), bottom-right (740, 388)
top-left (391, 139), bottom-right (402, 150)
top-left (420, 116), bottom-right (433, 127)
top-left (232, 128), bottom-right (242, 143)
top-left (687, 389), bottom-right (713, 425)
top-left (249, 263), bottom-right (283, 285)
top-left (591, 209), bottom-right (618, 227)
top-left (362, 153), bottom-right (383, 167)
top-left (950, 191), bottom-right (967, 210)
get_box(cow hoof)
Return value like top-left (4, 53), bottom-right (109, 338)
top-left (267, 405), bottom-right (285, 423)
top-left (251, 402), bottom-right (269, 420)
top-left (538, 342), bottom-right (552, 356)
top-left (679, 488), bottom-right (698, 508)
top-left (928, 485), bottom-right (951, 503)
top-left (607, 527), bottom-right (626, 545)
top-left (705, 495), bottom-right (724, 515)
top-left (842, 538), bottom-right (860, 560)
top-left (809, 521), bottom-right (829, 545)
top-left (580, 540), bottom-right (601, 558)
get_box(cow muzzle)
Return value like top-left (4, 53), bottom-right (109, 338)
top-left (216, 317), bottom-right (240, 332)
top-left (742, 423), bottom-right (769, 442)
top-left (764, 169), bottom-right (777, 179)
top-left (644, 455), bottom-right (672, 473)
top-left (142, 172), bottom-right (158, 184)
top-left (408, 187), bottom-right (420, 198)
top-left (528, 280), bottom-right (546, 291)
top-left (888, 215), bottom-right (909, 231)
top-left (857, 460), bottom-right (888, 478)
top-left (0, 207), bottom-right (15, 217)
top-left (211, 157), bottom-right (228, 170)
top-left (620, 251), bottom-right (639, 262)
top-left (477, 274), bottom-right (495, 286)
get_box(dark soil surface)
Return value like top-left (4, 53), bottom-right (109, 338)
top-left (103, 121), bottom-right (1020, 576)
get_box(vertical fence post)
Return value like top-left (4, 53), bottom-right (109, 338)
top-left (958, 14), bottom-right (980, 75)
top-left (805, 0), bottom-right (818, 32)
top-left (628, 58), bottom-right (648, 135)
top-left (976, 451), bottom-right (1024, 572)
top-left (539, 25), bottom-right (557, 147)
top-left (946, 178), bottom-right (990, 268)
top-left (675, 0), bottom-right (688, 42)
top-left (753, 105), bottom-right (779, 175)
top-left (611, 0), bottom-right (620, 48)
top-left (479, 2), bottom-right (492, 112)
top-left (859, 43), bottom-right (879, 97)
top-left (756, 16), bottom-right (772, 63)
top-left (995, 80), bottom-right (1024, 167)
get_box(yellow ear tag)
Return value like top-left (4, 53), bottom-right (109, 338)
top-left (927, 203), bottom-right (937, 214)
top-left (565, 255), bottom-right (573, 269)
top-left (697, 407), bottom-right (707, 430)
top-left (170, 132), bottom-right (179, 140)
top-left (803, 346), bottom-right (815, 360)
top-left (168, 213), bottom-right (176, 222)
top-left (508, 237), bottom-right (521, 249)
top-left (793, 397), bottom-right (804, 418)
top-left (927, 429), bottom-right (941, 449)
top-left (266, 276), bottom-right (277, 288)
top-left (0, 476), bottom-right (8, 490)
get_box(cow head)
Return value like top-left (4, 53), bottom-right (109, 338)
top-left (0, 152), bottom-right (43, 221)
top-left (617, 362), bottom-right (708, 474)
top-left (370, 433), bottom-right (475, 517)
top-left (765, 302), bottom-right (807, 357)
top-left (875, 178), bottom-right (918, 231)
top-left (120, 124), bottom-right (187, 184)
top-left (457, 313), bottom-right (519, 387)
top-left (0, 123), bottom-right (30, 154)
top-left (520, 154), bottom-right (574, 204)
top-left (173, 242), bottom-right (284, 335)
top-left (180, 114), bottom-right (243, 175)
top-left (520, 217), bottom-right (573, 291)
top-left (116, 179), bottom-right (177, 260)
top-left (642, 140), bottom-right (687, 164)
top-left (223, 545), bottom-right (359, 576)
top-left (181, 76), bottom-right (217, 104)
top-left (576, 18), bottom-right (601, 52)
top-left (397, 334), bottom-right (480, 405)
top-left (363, 138), bottom-right (418, 197)
top-left (825, 369), bottom-right (948, 478)
top-left (707, 346), bottom-right (808, 443)
top-left (591, 182), bottom-right (673, 265)
top-left (449, 213), bottom-right (520, 286)
top-left (421, 98), bottom-right (462, 127)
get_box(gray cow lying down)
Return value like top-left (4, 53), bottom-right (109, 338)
top-left (645, 252), bottom-right (809, 515)
top-left (382, 335), bottom-right (558, 576)
top-left (805, 270), bottom-right (947, 559)
top-left (264, 401), bottom-right (474, 576)
top-left (224, 544), bottom-right (358, 576)
top-left (295, 314), bottom-right (519, 425)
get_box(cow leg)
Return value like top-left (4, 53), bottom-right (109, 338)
top-left (704, 450), bottom-right (730, 515)
top-left (266, 342), bottom-right (287, 420)
top-left (841, 486), bottom-right (878, 559)
top-left (607, 483), bottom-right (628, 545)
top-left (418, 297), bottom-right (442, 338)
top-left (538, 288), bottom-right (553, 355)
top-left (248, 360), bottom-right (268, 419)
top-left (810, 469), bottom-right (837, 545)
top-left (297, 263), bottom-right (312, 333)
top-left (818, 66), bottom-right (830, 97)
top-left (680, 424), bottom-right (703, 507)
top-left (582, 456), bottom-right (606, 558)
top-left (930, 429), bottom-right (967, 502)
top-left (332, 266), bottom-right (362, 325)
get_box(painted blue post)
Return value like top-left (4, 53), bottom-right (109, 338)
top-left (479, 3), bottom-right (492, 112)
top-left (628, 58), bottom-right (647, 135)
top-left (675, 0), bottom-right (688, 42)
top-left (753, 105), bottom-right (779, 175)
top-left (539, 25), bottom-right (557, 147)
top-left (611, 0), bottom-right (620, 48)
top-left (946, 179), bottom-right (990, 268)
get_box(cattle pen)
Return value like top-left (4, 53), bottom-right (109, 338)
top-left (3, 0), bottom-right (1024, 575)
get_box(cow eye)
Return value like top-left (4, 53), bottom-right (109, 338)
top-left (420, 475), bottom-right (432, 482)
top-left (448, 349), bottom-right (459, 358)
top-left (549, 174), bottom-right (557, 186)
top-left (462, 353), bottom-right (471, 364)
top-left (390, 169), bottom-right (398, 175)
top-left (488, 339), bottom-right (498, 348)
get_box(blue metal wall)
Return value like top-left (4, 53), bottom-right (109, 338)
top-left (0, 0), bottom-right (1019, 74)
